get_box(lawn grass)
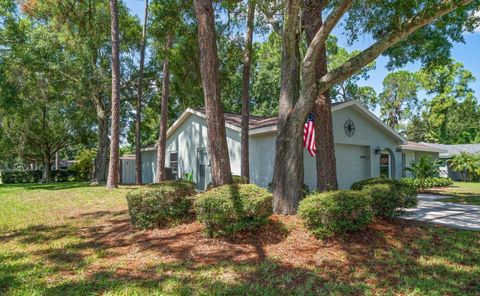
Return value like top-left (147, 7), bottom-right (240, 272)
top-left (1, 182), bottom-right (480, 295)
top-left (426, 182), bottom-right (480, 205)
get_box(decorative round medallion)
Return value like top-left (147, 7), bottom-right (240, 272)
top-left (344, 119), bottom-right (355, 137)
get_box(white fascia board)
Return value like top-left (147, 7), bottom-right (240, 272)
top-left (400, 145), bottom-right (448, 153)
top-left (249, 125), bottom-right (277, 135)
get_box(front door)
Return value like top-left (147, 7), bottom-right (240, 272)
top-left (197, 148), bottom-right (208, 191)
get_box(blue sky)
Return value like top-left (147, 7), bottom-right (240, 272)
top-left (124, 0), bottom-right (480, 99)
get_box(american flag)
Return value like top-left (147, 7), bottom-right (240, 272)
top-left (303, 113), bottom-right (316, 157)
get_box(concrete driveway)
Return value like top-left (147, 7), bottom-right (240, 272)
top-left (401, 193), bottom-right (480, 231)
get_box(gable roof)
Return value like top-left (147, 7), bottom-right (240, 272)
top-left (143, 100), bottom-right (407, 151)
top-left (421, 143), bottom-right (480, 158)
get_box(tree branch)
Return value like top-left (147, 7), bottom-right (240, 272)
top-left (317, 0), bottom-right (473, 94)
top-left (303, 0), bottom-right (352, 67)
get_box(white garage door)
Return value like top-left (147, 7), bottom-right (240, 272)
top-left (335, 144), bottom-right (369, 189)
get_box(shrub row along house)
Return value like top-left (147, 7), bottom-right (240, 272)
top-left (121, 100), bottom-right (445, 190)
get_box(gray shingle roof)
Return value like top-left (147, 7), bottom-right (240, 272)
top-left (421, 143), bottom-right (480, 158)
top-left (193, 101), bottom-right (347, 130)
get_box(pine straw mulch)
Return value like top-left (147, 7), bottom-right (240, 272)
top-left (75, 211), bottom-right (437, 279)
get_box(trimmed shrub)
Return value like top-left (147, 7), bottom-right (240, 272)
top-left (206, 175), bottom-right (249, 191)
top-left (351, 178), bottom-right (418, 208)
top-left (127, 181), bottom-right (196, 229)
top-left (361, 183), bottom-right (404, 217)
top-left (298, 190), bottom-right (373, 237)
top-left (232, 175), bottom-right (249, 184)
top-left (147, 180), bottom-right (196, 195)
top-left (194, 184), bottom-right (273, 237)
top-left (401, 177), bottom-right (453, 189)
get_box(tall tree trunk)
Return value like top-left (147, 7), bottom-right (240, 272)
top-left (193, 0), bottom-right (233, 186)
top-left (135, 0), bottom-right (149, 185)
top-left (42, 152), bottom-right (52, 183)
top-left (155, 32), bottom-right (173, 183)
top-left (106, 0), bottom-right (121, 189)
top-left (304, 0), bottom-right (338, 192)
top-left (272, 0), bottom-right (303, 214)
top-left (55, 151), bottom-right (60, 170)
top-left (40, 106), bottom-right (51, 183)
top-left (92, 95), bottom-right (109, 184)
top-left (241, 0), bottom-right (255, 182)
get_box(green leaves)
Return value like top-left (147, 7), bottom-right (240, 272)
top-left (379, 70), bottom-right (419, 130)
top-left (448, 152), bottom-right (480, 181)
top-left (405, 156), bottom-right (442, 190)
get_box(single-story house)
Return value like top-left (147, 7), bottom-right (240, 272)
top-left (421, 143), bottom-right (480, 180)
top-left (121, 100), bottom-right (445, 190)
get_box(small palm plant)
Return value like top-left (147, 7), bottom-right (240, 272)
top-left (405, 156), bottom-right (441, 191)
top-left (448, 152), bottom-right (476, 182)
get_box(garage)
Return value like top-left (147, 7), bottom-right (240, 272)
top-left (335, 144), bottom-right (370, 189)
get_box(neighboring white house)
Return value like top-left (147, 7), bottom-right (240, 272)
top-left (420, 143), bottom-right (480, 180)
top-left (121, 100), bottom-right (445, 190)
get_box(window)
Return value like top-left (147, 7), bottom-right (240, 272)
top-left (380, 152), bottom-right (390, 178)
top-left (169, 152), bottom-right (178, 179)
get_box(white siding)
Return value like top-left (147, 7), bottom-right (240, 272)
top-left (249, 106), bottom-right (404, 190)
top-left (332, 107), bottom-right (403, 180)
top-left (334, 144), bottom-right (370, 189)
top-left (134, 104), bottom-right (436, 191)
top-left (140, 114), bottom-right (241, 186)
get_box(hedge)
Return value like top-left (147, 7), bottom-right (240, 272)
top-left (351, 178), bottom-right (418, 208)
top-left (0, 170), bottom-right (83, 184)
top-left (194, 184), bottom-right (273, 237)
top-left (126, 180), bottom-right (196, 229)
top-left (298, 190), bottom-right (373, 237)
top-left (401, 177), bottom-right (453, 189)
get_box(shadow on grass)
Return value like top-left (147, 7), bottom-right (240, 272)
top-left (41, 259), bottom-right (344, 296)
top-left (337, 218), bottom-right (480, 294)
top-left (2, 210), bottom-right (480, 295)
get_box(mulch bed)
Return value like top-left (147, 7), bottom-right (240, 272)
top-left (77, 212), bottom-right (434, 273)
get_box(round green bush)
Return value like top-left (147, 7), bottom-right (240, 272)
top-left (147, 180), bottom-right (196, 194)
top-left (126, 181), bottom-right (196, 229)
top-left (361, 183), bottom-right (403, 217)
top-left (298, 190), bottom-right (373, 237)
top-left (194, 184), bottom-right (273, 237)
top-left (206, 175), bottom-right (249, 191)
top-left (351, 178), bottom-right (418, 208)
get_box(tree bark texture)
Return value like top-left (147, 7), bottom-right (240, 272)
top-left (270, 0), bottom-right (470, 213)
top-left (106, 0), bottom-right (121, 189)
top-left (193, 0), bottom-right (233, 186)
top-left (155, 32), bottom-right (173, 183)
top-left (55, 151), bottom-right (60, 170)
top-left (272, 0), bottom-right (303, 214)
top-left (135, 0), bottom-right (149, 185)
top-left (303, 0), bottom-right (338, 191)
top-left (92, 94), bottom-right (109, 184)
top-left (241, 0), bottom-right (255, 182)
top-left (42, 152), bottom-right (52, 183)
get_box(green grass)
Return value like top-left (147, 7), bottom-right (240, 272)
top-left (1, 182), bottom-right (480, 295)
top-left (429, 182), bottom-right (480, 205)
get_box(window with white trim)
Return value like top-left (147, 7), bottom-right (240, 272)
top-left (380, 152), bottom-right (390, 178)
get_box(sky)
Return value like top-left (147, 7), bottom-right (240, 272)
top-left (124, 0), bottom-right (480, 99)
